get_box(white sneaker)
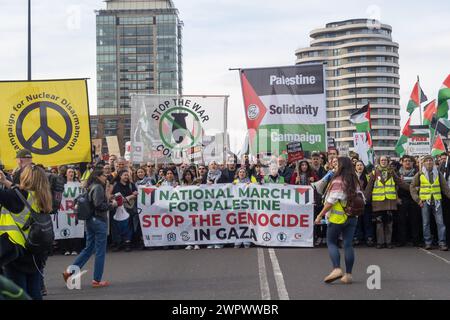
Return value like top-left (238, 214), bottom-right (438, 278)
top-left (185, 245), bottom-right (193, 250)
top-left (243, 243), bottom-right (251, 248)
top-left (194, 245), bottom-right (200, 250)
top-left (64, 251), bottom-right (70, 256)
top-left (207, 245), bottom-right (214, 249)
top-left (71, 251), bottom-right (78, 256)
top-left (214, 245), bottom-right (223, 249)
top-left (315, 238), bottom-right (322, 246)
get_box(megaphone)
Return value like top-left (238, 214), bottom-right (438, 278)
top-left (312, 170), bottom-right (334, 195)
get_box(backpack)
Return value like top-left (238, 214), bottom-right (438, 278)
top-left (46, 173), bottom-right (65, 215)
top-left (74, 188), bottom-right (94, 221)
top-left (341, 191), bottom-right (365, 217)
top-left (12, 188), bottom-right (54, 256)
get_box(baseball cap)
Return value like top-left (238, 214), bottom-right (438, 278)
top-left (16, 149), bottom-right (33, 159)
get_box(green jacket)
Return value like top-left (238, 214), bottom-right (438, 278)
top-left (264, 175), bottom-right (285, 184)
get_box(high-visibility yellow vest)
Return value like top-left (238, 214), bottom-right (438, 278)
top-left (419, 174), bottom-right (442, 201)
top-left (372, 176), bottom-right (397, 202)
top-left (81, 170), bottom-right (91, 182)
top-left (0, 192), bottom-right (38, 248)
top-left (233, 176), bottom-right (257, 184)
top-left (329, 201), bottom-right (348, 225)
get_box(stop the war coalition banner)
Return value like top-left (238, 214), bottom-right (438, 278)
top-left (131, 95), bottom-right (228, 164)
top-left (138, 184), bottom-right (314, 247)
top-left (0, 79), bottom-right (92, 169)
top-left (52, 182), bottom-right (85, 240)
top-left (240, 64), bottom-right (327, 154)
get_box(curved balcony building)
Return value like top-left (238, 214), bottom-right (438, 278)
top-left (295, 19), bottom-right (400, 157)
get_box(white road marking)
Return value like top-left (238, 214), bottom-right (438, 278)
top-left (268, 248), bottom-right (290, 300)
top-left (257, 248), bottom-right (271, 300)
top-left (418, 248), bottom-right (450, 265)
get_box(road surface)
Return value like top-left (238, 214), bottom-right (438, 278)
top-left (42, 245), bottom-right (450, 300)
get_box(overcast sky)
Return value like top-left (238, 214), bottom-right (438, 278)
top-left (1, 0), bottom-right (449, 152)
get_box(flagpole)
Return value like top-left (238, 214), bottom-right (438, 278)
top-left (432, 118), bottom-right (440, 148)
top-left (418, 76), bottom-right (423, 125)
top-left (444, 152), bottom-right (450, 181)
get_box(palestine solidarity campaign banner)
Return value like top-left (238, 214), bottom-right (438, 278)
top-left (0, 79), bottom-right (92, 169)
top-left (138, 184), bottom-right (314, 247)
top-left (240, 64), bottom-right (327, 154)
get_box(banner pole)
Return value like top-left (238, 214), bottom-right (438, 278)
top-left (230, 68), bottom-right (251, 158)
top-left (418, 76), bottom-right (423, 125)
top-left (224, 96), bottom-right (229, 164)
top-left (444, 152), bottom-right (450, 181)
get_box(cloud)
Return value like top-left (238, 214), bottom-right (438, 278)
top-left (1, 0), bottom-right (449, 152)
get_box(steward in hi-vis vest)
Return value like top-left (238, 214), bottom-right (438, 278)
top-left (0, 192), bottom-right (39, 249)
top-left (364, 157), bottom-right (402, 249)
top-left (365, 166), bottom-right (401, 214)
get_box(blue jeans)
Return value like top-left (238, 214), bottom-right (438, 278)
top-left (113, 219), bottom-right (132, 244)
top-left (327, 217), bottom-right (358, 274)
top-left (73, 217), bottom-right (107, 282)
top-left (3, 266), bottom-right (42, 300)
top-left (422, 203), bottom-right (447, 246)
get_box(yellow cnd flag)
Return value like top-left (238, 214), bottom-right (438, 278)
top-left (0, 79), bottom-right (92, 170)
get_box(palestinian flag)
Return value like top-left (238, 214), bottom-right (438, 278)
top-left (435, 118), bottom-right (450, 137)
top-left (431, 135), bottom-right (446, 157)
top-left (423, 100), bottom-right (437, 126)
top-left (141, 187), bottom-right (157, 206)
top-left (407, 80), bottom-right (428, 115)
top-left (295, 187), bottom-right (312, 205)
top-left (395, 117), bottom-right (412, 157)
top-left (437, 75), bottom-right (450, 119)
top-left (350, 103), bottom-right (371, 132)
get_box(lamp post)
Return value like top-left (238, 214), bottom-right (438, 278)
top-left (28, 0), bottom-right (32, 80)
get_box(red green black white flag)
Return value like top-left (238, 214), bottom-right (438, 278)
top-left (350, 103), bottom-right (371, 132)
top-left (407, 80), bottom-right (428, 115)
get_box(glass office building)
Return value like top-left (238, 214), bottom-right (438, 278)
top-left (96, 0), bottom-right (183, 116)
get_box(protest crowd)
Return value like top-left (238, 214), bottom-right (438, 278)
top-left (2, 147), bottom-right (450, 299)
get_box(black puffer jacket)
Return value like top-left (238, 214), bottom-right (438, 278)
top-left (89, 182), bottom-right (111, 221)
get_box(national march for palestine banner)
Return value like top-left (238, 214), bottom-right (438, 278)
top-left (52, 182), bottom-right (85, 240)
top-left (138, 184), bottom-right (314, 247)
top-left (240, 64), bottom-right (327, 154)
top-left (131, 95), bottom-right (228, 164)
top-left (0, 79), bottom-right (92, 169)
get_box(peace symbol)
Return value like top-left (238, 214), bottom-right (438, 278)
top-left (262, 232), bottom-right (271, 242)
top-left (16, 101), bottom-right (73, 155)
